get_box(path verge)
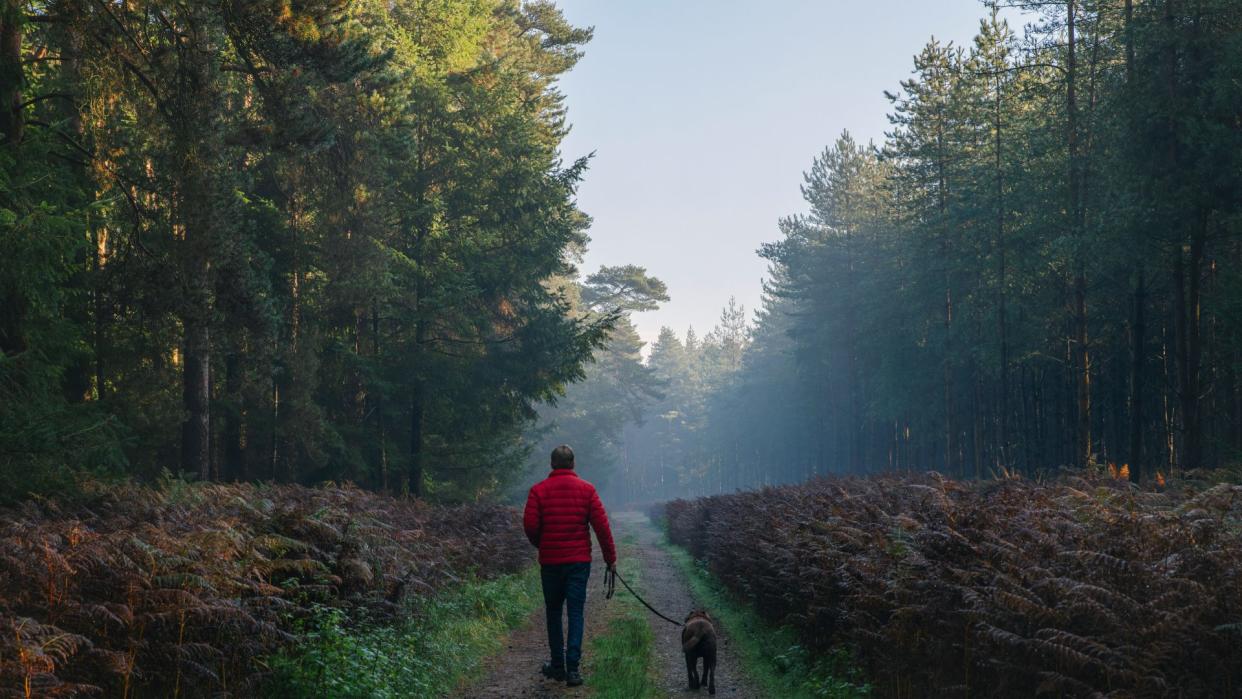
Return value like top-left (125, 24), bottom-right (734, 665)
top-left (616, 513), bottom-right (764, 698)
top-left (653, 519), bottom-right (871, 699)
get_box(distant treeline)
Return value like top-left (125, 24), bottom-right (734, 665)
top-left (608, 0), bottom-right (1242, 500)
top-left (0, 1), bottom-right (614, 498)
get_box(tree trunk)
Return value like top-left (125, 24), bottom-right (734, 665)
top-left (181, 304), bottom-right (212, 480)
top-left (175, 6), bottom-right (218, 481)
top-left (270, 370), bottom-right (280, 479)
top-left (1176, 227), bottom-right (1205, 471)
top-left (0, 0), bottom-right (22, 147)
top-left (1066, 0), bottom-right (1091, 469)
top-left (994, 51), bottom-right (1009, 471)
top-left (1123, 0), bottom-right (1145, 483)
top-left (1129, 272), bottom-right (1145, 481)
top-left (409, 380), bottom-right (425, 497)
top-left (0, 1), bottom-right (23, 356)
top-left (223, 349), bottom-right (243, 482)
top-left (938, 133), bottom-right (955, 477)
top-left (408, 280), bottom-right (428, 496)
top-left (178, 166), bottom-right (215, 481)
top-left (93, 227), bottom-right (108, 399)
top-left (372, 300), bottom-right (388, 492)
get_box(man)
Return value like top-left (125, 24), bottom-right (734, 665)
top-left (523, 444), bottom-right (617, 687)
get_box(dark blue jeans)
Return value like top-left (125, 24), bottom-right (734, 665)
top-left (541, 562), bottom-right (590, 671)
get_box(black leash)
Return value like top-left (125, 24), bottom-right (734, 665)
top-left (604, 566), bottom-right (683, 628)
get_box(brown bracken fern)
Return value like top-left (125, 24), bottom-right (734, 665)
top-left (658, 473), bottom-right (1242, 698)
top-left (0, 482), bottom-right (528, 697)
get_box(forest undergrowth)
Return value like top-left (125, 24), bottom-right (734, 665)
top-left (658, 472), bottom-right (1242, 697)
top-left (263, 566), bottom-right (540, 698)
top-left (0, 481), bottom-right (529, 697)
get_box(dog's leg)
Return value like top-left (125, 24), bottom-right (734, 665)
top-left (685, 653), bottom-right (699, 690)
top-left (706, 650), bottom-right (716, 695)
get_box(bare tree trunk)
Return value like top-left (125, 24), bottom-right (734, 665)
top-left (179, 157), bottom-right (215, 482)
top-left (408, 250), bottom-right (428, 497)
top-left (409, 375), bottom-right (425, 497)
top-left (939, 139), bottom-right (955, 477)
top-left (373, 300), bottom-right (388, 492)
top-left (182, 301), bottom-right (212, 480)
top-left (93, 226), bottom-right (109, 399)
top-left (1174, 252), bottom-right (1188, 468)
top-left (0, 0), bottom-right (22, 147)
top-left (223, 349), bottom-right (243, 481)
top-left (973, 373), bottom-right (983, 479)
top-left (1123, 0), bottom-right (1145, 483)
top-left (0, 0), bottom-right (24, 357)
top-left (175, 7), bottom-right (219, 481)
top-left (1066, 0), bottom-right (1091, 469)
top-left (1175, 228), bottom-right (1205, 470)
top-left (1129, 272), bottom-right (1145, 481)
top-left (994, 47), bottom-right (1009, 471)
top-left (270, 371), bottom-right (280, 479)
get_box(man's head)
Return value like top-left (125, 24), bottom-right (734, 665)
top-left (550, 444), bottom-right (575, 469)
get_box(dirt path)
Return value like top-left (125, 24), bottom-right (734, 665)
top-left (454, 544), bottom-right (612, 699)
top-left (615, 513), bottom-right (763, 698)
top-left (457, 514), bottom-right (763, 698)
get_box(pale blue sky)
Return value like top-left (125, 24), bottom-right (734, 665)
top-left (555, 0), bottom-right (1023, 348)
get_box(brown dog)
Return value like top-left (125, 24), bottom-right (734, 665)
top-left (682, 610), bottom-right (717, 694)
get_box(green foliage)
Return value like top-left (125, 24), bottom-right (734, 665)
top-left (265, 567), bottom-right (540, 699)
top-left (0, 99), bottom-right (126, 495)
top-left (580, 265), bottom-right (671, 314)
top-left (523, 267), bottom-right (666, 491)
top-left (586, 539), bottom-right (658, 698)
top-left (4, 0), bottom-right (612, 496)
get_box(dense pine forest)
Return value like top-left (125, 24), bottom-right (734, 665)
top-left (0, 0), bottom-right (644, 501)
top-left (4, 0), bottom-right (1242, 502)
top-left (589, 0), bottom-right (1242, 503)
top-left (5, 0), bottom-right (1242, 696)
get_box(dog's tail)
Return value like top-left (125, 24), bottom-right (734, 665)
top-left (682, 627), bottom-right (706, 653)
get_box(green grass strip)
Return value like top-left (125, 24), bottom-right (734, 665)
top-left (586, 534), bottom-right (659, 698)
top-left (264, 565), bottom-right (541, 698)
top-left (656, 522), bottom-right (871, 699)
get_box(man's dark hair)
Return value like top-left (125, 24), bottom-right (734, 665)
top-left (551, 444), bottom-right (575, 469)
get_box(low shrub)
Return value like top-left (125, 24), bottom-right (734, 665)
top-left (264, 566), bottom-right (540, 698)
top-left (664, 473), bottom-right (1242, 697)
top-left (0, 481), bottom-right (529, 697)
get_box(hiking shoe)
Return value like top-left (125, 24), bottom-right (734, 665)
top-left (565, 669), bottom-right (583, 687)
top-left (541, 662), bottom-right (565, 681)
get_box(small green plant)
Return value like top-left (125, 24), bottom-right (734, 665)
top-left (264, 566), bottom-right (540, 698)
top-left (586, 538), bottom-right (659, 698)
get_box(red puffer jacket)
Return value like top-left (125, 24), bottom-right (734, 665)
top-left (523, 468), bottom-right (617, 566)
